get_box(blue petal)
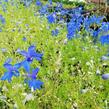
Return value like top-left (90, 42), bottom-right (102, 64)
top-left (35, 57), bottom-right (42, 61)
top-left (102, 73), bottom-right (109, 80)
top-left (28, 79), bottom-right (43, 90)
top-left (1, 72), bottom-right (13, 82)
top-left (21, 60), bottom-right (30, 73)
top-left (3, 64), bottom-right (13, 71)
top-left (28, 45), bottom-right (36, 56)
top-left (18, 50), bottom-right (28, 57)
top-left (14, 63), bottom-right (22, 69)
top-left (32, 68), bottom-right (39, 74)
top-left (32, 52), bottom-right (43, 58)
top-left (31, 68), bottom-right (39, 79)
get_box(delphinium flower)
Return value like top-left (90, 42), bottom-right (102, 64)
top-left (102, 73), bottom-right (109, 80)
top-left (51, 29), bottom-right (59, 36)
top-left (0, 59), bottom-right (21, 82)
top-left (0, 15), bottom-right (5, 24)
top-left (93, 29), bottom-right (100, 38)
top-left (100, 22), bottom-right (109, 33)
top-left (67, 22), bottom-right (76, 40)
top-left (18, 45), bottom-right (43, 72)
top-left (25, 68), bottom-right (43, 90)
top-left (83, 15), bottom-right (104, 33)
top-left (47, 13), bottom-right (56, 24)
top-left (100, 35), bottom-right (109, 45)
top-left (39, 4), bottom-right (48, 15)
top-left (36, 0), bottom-right (42, 6)
top-left (66, 13), bottom-right (84, 40)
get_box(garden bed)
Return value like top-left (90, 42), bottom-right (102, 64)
top-left (0, 0), bottom-right (109, 109)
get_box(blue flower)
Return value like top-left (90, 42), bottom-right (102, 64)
top-left (25, 68), bottom-right (43, 90)
top-left (27, 68), bottom-right (39, 79)
top-left (36, 0), bottom-right (42, 6)
top-left (100, 35), bottom-right (109, 45)
top-left (52, 29), bottom-right (59, 36)
top-left (18, 45), bottom-right (43, 62)
top-left (0, 59), bottom-right (21, 82)
top-left (27, 79), bottom-right (43, 90)
top-left (0, 15), bottom-right (5, 24)
top-left (47, 13), bottom-right (56, 24)
top-left (67, 22), bottom-right (76, 40)
top-left (100, 22), bottom-right (109, 32)
top-left (102, 73), bottom-right (109, 80)
top-left (18, 45), bottom-right (43, 72)
top-left (39, 5), bottom-right (48, 15)
top-left (83, 16), bottom-right (104, 33)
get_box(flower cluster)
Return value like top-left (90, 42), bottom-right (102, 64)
top-left (0, 45), bottom-right (43, 91)
top-left (35, 0), bottom-right (109, 44)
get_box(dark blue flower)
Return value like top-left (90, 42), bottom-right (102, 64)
top-left (47, 13), bottom-right (56, 24)
top-left (102, 73), bottom-right (109, 80)
top-left (39, 5), bottom-right (48, 15)
top-left (100, 22), bottom-right (109, 32)
top-left (36, 0), bottom-right (42, 6)
top-left (93, 30), bottom-right (99, 37)
top-left (18, 45), bottom-right (43, 72)
top-left (27, 79), bottom-right (43, 90)
top-left (100, 35), bottom-right (109, 45)
top-left (27, 68), bottom-right (39, 79)
top-left (24, 68), bottom-right (43, 90)
top-left (0, 59), bottom-right (21, 82)
top-left (67, 22), bottom-right (76, 40)
top-left (83, 15), bottom-right (104, 33)
top-left (18, 45), bottom-right (43, 62)
top-left (52, 29), bottom-right (59, 36)
top-left (0, 15), bottom-right (5, 24)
